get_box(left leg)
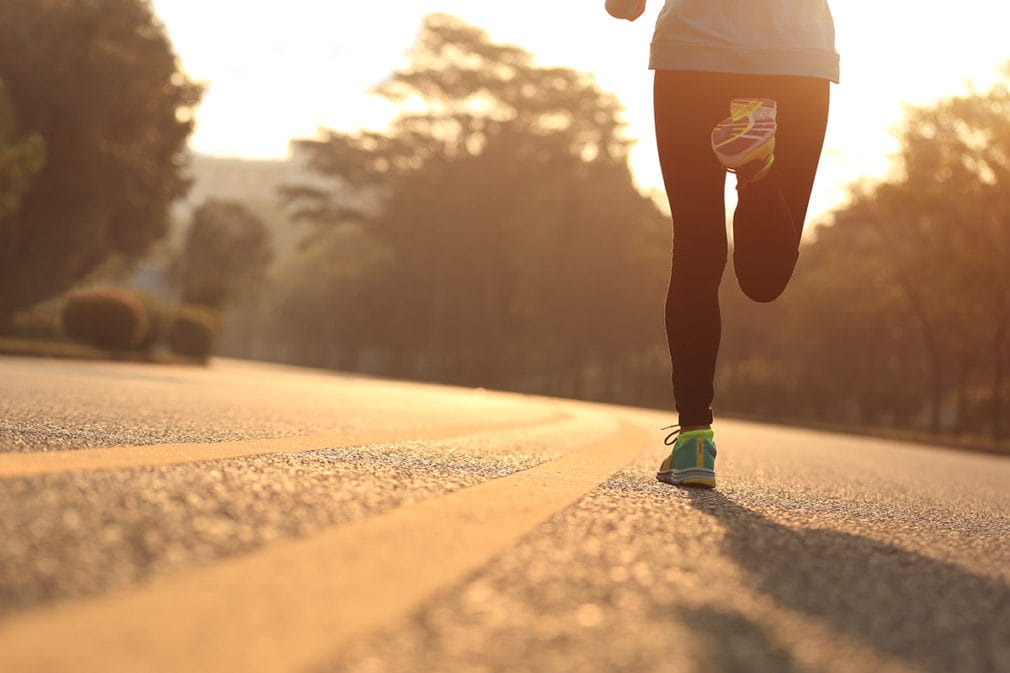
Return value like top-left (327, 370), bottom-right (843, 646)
top-left (731, 76), bottom-right (831, 302)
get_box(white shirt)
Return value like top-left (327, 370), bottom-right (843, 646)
top-left (606, 0), bottom-right (840, 82)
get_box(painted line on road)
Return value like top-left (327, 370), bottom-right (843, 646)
top-left (0, 411), bottom-right (569, 478)
top-left (0, 420), bottom-right (648, 673)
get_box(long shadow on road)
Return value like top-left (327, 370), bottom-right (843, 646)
top-left (686, 489), bottom-right (1010, 673)
top-left (679, 605), bottom-right (813, 673)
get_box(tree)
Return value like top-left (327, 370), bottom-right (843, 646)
top-left (174, 200), bottom-right (274, 309)
top-left (0, 0), bottom-right (202, 320)
top-left (283, 14), bottom-right (670, 393)
top-left (840, 75), bottom-right (1010, 439)
top-left (898, 78), bottom-right (1010, 439)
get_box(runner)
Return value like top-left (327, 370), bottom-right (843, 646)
top-left (605, 0), bottom-right (839, 487)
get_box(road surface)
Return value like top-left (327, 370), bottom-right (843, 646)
top-left (0, 355), bottom-right (1007, 673)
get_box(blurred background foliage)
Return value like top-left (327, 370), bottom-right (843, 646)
top-left (267, 14), bottom-right (670, 398)
top-left (172, 199), bottom-right (274, 310)
top-left (0, 0), bottom-right (202, 320)
top-left (2, 8), bottom-right (1009, 449)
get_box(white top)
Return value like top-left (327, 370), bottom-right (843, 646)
top-left (605, 0), bottom-right (840, 83)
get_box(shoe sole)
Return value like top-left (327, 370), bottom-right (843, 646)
top-left (711, 99), bottom-right (777, 169)
top-left (656, 467), bottom-right (716, 489)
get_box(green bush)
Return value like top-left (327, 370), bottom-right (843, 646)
top-left (61, 287), bottom-right (148, 350)
top-left (167, 305), bottom-right (218, 360)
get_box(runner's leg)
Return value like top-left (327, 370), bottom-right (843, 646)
top-left (732, 76), bottom-right (830, 301)
top-left (654, 70), bottom-right (730, 427)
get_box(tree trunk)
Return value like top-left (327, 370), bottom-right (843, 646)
top-left (955, 353), bottom-right (971, 436)
top-left (992, 321), bottom-right (1007, 442)
top-left (923, 335), bottom-right (944, 434)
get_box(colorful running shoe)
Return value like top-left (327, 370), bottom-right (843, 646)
top-left (711, 98), bottom-right (777, 185)
top-left (656, 426), bottom-right (717, 488)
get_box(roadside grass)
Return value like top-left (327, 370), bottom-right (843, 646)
top-left (0, 337), bottom-right (202, 366)
top-left (724, 411), bottom-right (1010, 458)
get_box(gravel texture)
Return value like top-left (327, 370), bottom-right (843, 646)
top-left (0, 408), bottom-right (612, 615)
top-left (3, 356), bottom-right (1009, 673)
top-left (318, 421), bottom-right (1010, 673)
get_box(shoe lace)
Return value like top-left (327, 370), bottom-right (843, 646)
top-left (662, 424), bottom-right (681, 446)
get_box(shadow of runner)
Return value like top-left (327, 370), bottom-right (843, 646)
top-left (685, 489), bottom-right (1010, 673)
top-left (680, 606), bottom-right (814, 673)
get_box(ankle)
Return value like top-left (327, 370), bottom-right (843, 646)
top-left (735, 155), bottom-right (775, 190)
top-left (681, 424), bottom-right (711, 432)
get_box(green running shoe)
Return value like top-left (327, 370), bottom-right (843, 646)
top-left (656, 426), bottom-right (717, 488)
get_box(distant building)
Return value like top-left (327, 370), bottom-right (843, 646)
top-left (181, 155), bottom-right (295, 210)
top-left (173, 144), bottom-right (334, 248)
top-left (136, 139), bottom-right (380, 282)
top-left (179, 146), bottom-right (328, 210)
top-left (138, 143), bottom-right (337, 296)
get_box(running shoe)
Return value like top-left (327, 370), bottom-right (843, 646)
top-left (711, 98), bottom-right (777, 185)
top-left (656, 425), bottom-right (717, 488)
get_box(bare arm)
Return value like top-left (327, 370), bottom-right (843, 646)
top-left (605, 0), bottom-right (646, 21)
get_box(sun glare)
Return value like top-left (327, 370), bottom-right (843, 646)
top-left (151, 0), bottom-right (1010, 222)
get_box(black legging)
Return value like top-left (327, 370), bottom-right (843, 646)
top-left (654, 69), bottom-right (830, 427)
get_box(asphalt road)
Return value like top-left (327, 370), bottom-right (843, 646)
top-left (0, 355), bottom-right (1007, 673)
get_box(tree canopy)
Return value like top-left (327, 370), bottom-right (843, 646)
top-left (0, 0), bottom-right (202, 320)
top-left (269, 13), bottom-right (670, 395)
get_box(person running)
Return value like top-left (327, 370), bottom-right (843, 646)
top-left (605, 0), bottom-right (839, 488)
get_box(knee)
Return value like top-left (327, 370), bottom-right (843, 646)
top-left (739, 277), bottom-right (787, 303)
top-left (672, 247), bottom-right (728, 287)
top-left (735, 250), bottom-right (798, 303)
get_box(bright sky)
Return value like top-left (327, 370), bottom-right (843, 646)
top-left (151, 0), bottom-right (1010, 224)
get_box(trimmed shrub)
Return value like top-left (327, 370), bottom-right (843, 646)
top-left (61, 287), bottom-right (148, 350)
top-left (167, 305), bottom-right (219, 360)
